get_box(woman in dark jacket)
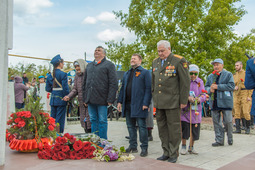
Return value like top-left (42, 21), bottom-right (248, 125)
top-left (63, 59), bottom-right (91, 133)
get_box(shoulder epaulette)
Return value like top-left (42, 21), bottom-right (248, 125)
top-left (153, 57), bottom-right (159, 61)
top-left (173, 54), bottom-right (183, 59)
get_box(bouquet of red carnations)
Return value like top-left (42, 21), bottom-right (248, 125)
top-left (38, 133), bottom-right (96, 160)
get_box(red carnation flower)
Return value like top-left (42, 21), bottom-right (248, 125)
top-left (48, 117), bottom-right (55, 124)
top-left (18, 120), bottom-right (26, 127)
top-left (38, 151), bottom-right (44, 159)
top-left (73, 140), bottom-right (83, 151)
top-left (240, 78), bottom-right (244, 82)
top-left (64, 133), bottom-right (71, 139)
top-left (59, 137), bottom-right (68, 144)
top-left (52, 153), bottom-right (59, 161)
top-left (69, 136), bottom-right (76, 144)
top-left (14, 118), bottom-right (22, 123)
top-left (201, 89), bottom-right (208, 93)
top-left (57, 151), bottom-right (66, 160)
top-left (47, 93), bottom-right (50, 99)
top-left (23, 111), bottom-right (31, 118)
top-left (7, 119), bottom-right (13, 125)
top-left (48, 125), bottom-right (55, 131)
top-left (55, 136), bottom-right (62, 143)
top-left (69, 151), bottom-right (76, 160)
top-left (83, 141), bottom-right (91, 148)
top-left (212, 70), bottom-right (216, 74)
top-left (53, 143), bottom-right (62, 151)
top-left (216, 72), bottom-right (220, 76)
top-left (62, 145), bottom-right (70, 152)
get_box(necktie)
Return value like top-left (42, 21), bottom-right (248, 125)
top-left (161, 60), bottom-right (164, 67)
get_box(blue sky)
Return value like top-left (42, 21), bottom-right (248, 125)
top-left (9, 0), bottom-right (255, 67)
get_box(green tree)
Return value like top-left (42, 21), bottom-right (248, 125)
top-left (106, 0), bottom-right (255, 79)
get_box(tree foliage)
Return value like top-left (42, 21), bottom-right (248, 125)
top-left (106, 0), bottom-right (255, 79)
top-left (8, 62), bottom-right (74, 82)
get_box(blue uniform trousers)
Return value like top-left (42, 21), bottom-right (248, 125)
top-left (51, 105), bottom-right (66, 133)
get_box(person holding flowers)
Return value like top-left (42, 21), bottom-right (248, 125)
top-left (205, 58), bottom-right (235, 147)
top-left (46, 54), bottom-right (69, 134)
top-left (180, 64), bottom-right (206, 155)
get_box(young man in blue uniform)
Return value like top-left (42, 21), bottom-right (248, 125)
top-left (46, 54), bottom-right (69, 133)
top-left (245, 58), bottom-right (255, 123)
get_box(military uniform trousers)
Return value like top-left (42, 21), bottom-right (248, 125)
top-left (156, 108), bottom-right (181, 158)
top-left (234, 91), bottom-right (251, 120)
top-left (51, 105), bottom-right (66, 133)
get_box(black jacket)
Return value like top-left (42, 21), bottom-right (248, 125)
top-left (83, 57), bottom-right (118, 105)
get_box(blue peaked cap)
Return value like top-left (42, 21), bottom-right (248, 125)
top-left (38, 76), bottom-right (45, 79)
top-left (51, 54), bottom-right (62, 66)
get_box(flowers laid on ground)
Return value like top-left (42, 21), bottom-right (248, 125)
top-left (38, 133), bottom-right (96, 160)
top-left (93, 139), bottom-right (135, 162)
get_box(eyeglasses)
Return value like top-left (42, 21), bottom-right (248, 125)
top-left (190, 72), bottom-right (198, 76)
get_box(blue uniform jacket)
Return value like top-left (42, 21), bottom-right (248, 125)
top-left (245, 58), bottom-right (255, 115)
top-left (117, 66), bottom-right (152, 118)
top-left (46, 69), bottom-right (69, 106)
top-left (205, 69), bottom-right (235, 109)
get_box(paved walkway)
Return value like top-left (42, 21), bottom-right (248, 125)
top-left (1, 119), bottom-right (255, 170)
top-left (68, 119), bottom-right (255, 169)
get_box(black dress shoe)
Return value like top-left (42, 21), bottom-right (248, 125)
top-left (168, 157), bottom-right (177, 163)
top-left (156, 155), bottom-right (169, 161)
top-left (140, 149), bottom-right (148, 157)
top-left (212, 142), bottom-right (224, 147)
top-left (125, 147), bottom-right (138, 153)
top-left (228, 140), bottom-right (233, 145)
top-left (125, 136), bottom-right (130, 139)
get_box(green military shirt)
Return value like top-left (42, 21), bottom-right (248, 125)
top-left (152, 53), bottom-right (190, 109)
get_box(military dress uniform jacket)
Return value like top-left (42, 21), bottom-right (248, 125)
top-left (233, 70), bottom-right (252, 97)
top-left (152, 53), bottom-right (190, 109)
top-left (245, 58), bottom-right (255, 116)
top-left (46, 69), bottom-right (69, 106)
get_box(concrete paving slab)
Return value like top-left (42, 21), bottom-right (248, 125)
top-left (1, 119), bottom-right (255, 170)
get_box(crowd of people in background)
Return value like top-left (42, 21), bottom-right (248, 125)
top-left (8, 40), bottom-right (255, 163)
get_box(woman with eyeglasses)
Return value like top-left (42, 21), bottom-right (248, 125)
top-left (180, 64), bottom-right (206, 155)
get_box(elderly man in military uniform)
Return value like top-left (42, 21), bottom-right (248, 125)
top-left (233, 61), bottom-right (253, 134)
top-left (152, 40), bottom-right (190, 163)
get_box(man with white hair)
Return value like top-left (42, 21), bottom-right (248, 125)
top-left (152, 40), bottom-right (190, 163)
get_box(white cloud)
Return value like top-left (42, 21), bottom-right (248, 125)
top-left (82, 11), bottom-right (116, 25)
top-left (97, 29), bottom-right (129, 41)
top-left (97, 12), bottom-right (116, 21)
top-left (14, 0), bottom-right (53, 16)
top-left (82, 16), bottom-right (97, 24)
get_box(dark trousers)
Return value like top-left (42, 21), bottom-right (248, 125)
top-left (15, 102), bottom-right (24, 109)
top-left (125, 103), bottom-right (148, 150)
top-left (156, 108), bottom-right (181, 158)
top-left (51, 105), bottom-right (66, 133)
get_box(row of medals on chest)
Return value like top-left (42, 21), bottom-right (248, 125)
top-left (164, 64), bottom-right (176, 77)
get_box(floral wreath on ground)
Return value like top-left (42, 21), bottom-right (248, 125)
top-left (6, 96), bottom-right (57, 152)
